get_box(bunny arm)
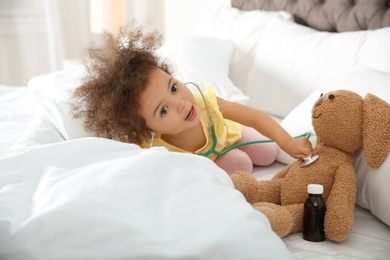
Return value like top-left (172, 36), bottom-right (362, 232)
top-left (324, 162), bottom-right (356, 242)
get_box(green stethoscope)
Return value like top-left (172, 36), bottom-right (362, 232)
top-left (184, 82), bottom-right (312, 157)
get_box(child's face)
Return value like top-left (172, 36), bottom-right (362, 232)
top-left (139, 68), bottom-right (200, 136)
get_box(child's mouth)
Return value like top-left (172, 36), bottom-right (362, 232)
top-left (185, 106), bottom-right (195, 121)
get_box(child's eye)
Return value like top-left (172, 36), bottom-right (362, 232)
top-left (161, 106), bottom-right (168, 117)
top-left (171, 84), bottom-right (178, 94)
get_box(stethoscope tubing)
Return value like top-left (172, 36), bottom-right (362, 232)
top-left (198, 126), bottom-right (310, 157)
top-left (184, 82), bottom-right (312, 157)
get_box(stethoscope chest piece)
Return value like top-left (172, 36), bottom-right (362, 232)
top-left (301, 154), bottom-right (319, 167)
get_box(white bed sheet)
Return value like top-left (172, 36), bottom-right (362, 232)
top-left (1, 76), bottom-right (390, 259)
top-left (0, 138), bottom-right (294, 260)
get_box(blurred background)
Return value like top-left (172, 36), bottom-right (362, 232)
top-left (0, 0), bottom-right (229, 86)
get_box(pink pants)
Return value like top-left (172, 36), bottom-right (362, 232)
top-left (214, 126), bottom-right (279, 175)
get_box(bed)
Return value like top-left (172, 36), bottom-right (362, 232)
top-left (1, 0), bottom-right (390, 259)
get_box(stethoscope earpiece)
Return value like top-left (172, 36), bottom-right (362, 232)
top-left (150, 131), bottom-right (156, 148)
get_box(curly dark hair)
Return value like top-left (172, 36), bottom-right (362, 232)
top-left (72, 20), bottom-right (172, 144)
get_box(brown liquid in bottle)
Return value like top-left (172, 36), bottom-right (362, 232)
top-left (303, 184), bottom-right (326, 242)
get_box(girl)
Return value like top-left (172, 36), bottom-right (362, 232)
top-left (72, 21), bottom-right (313, 175)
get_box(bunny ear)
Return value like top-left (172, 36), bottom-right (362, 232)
top-left (362, 94), bottom-right (390, 168)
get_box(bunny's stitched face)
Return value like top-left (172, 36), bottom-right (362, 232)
top-left (312, 90), bottom-right (363, 154)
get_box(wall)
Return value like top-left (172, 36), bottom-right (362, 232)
top-left (163, 0), bottom-right (230, 38)
top-left (126, 0), bottom-right (230, 37)
top-left (0, 0), bottom-right (48, 86)
top-left (0, 0), bottom-right (231, 86)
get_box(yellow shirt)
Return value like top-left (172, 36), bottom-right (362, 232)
top-left (141, 85), bottom-right (242, 161)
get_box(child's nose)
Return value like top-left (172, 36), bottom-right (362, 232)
top-left (177, 99), bottom-right (186, 113)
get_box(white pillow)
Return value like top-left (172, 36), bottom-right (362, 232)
top-left (278, 68), bottom-right (390, 226)
top-left (28, 65), bottom-right (86, 98)
top-left (12, 107), bottom-right (66, 148)
top-left (159, 36), bottom-right (249, 104)
top-left (194, 6), bottom-right (292, 93)
top-left (355, 149), bottom-right (390, 227)
top-left (14, 67), bottom-right (94, 147)
top-left (13, 97), bottom-right (93, 149)
top-left (246, 16), bottom-right (390, 118)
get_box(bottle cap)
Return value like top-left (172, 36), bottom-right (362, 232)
top-left (307, 184), bottom-right (323, 194)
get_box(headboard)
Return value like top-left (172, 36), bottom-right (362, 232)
top-left (231, 0), bottom-right (390, 32)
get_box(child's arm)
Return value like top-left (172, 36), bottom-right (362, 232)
top-left (217, 97), bottom-right (313, 159)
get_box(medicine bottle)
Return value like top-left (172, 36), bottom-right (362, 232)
top-left (303, 184), bottom-right (326, 242)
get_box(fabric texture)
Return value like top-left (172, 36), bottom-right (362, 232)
top-left (231, 0), bottom-right (390, 32)
top-left (194, 5), bottom-right (292, 92)
top-left (246, 16), bottom-right (390, 118)
top-left (142, 86), bottom-right (243, 161)
top-left (1, 138), bottom-right (295, 260)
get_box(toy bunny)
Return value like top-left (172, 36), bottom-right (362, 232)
top-left (231, 90), bottom-right (390, 242)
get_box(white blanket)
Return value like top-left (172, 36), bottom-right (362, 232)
top-left (0, 138), bottom-right (294, 260)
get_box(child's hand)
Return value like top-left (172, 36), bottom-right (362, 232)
top-left (285, 137), bottom-right (313, 160)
